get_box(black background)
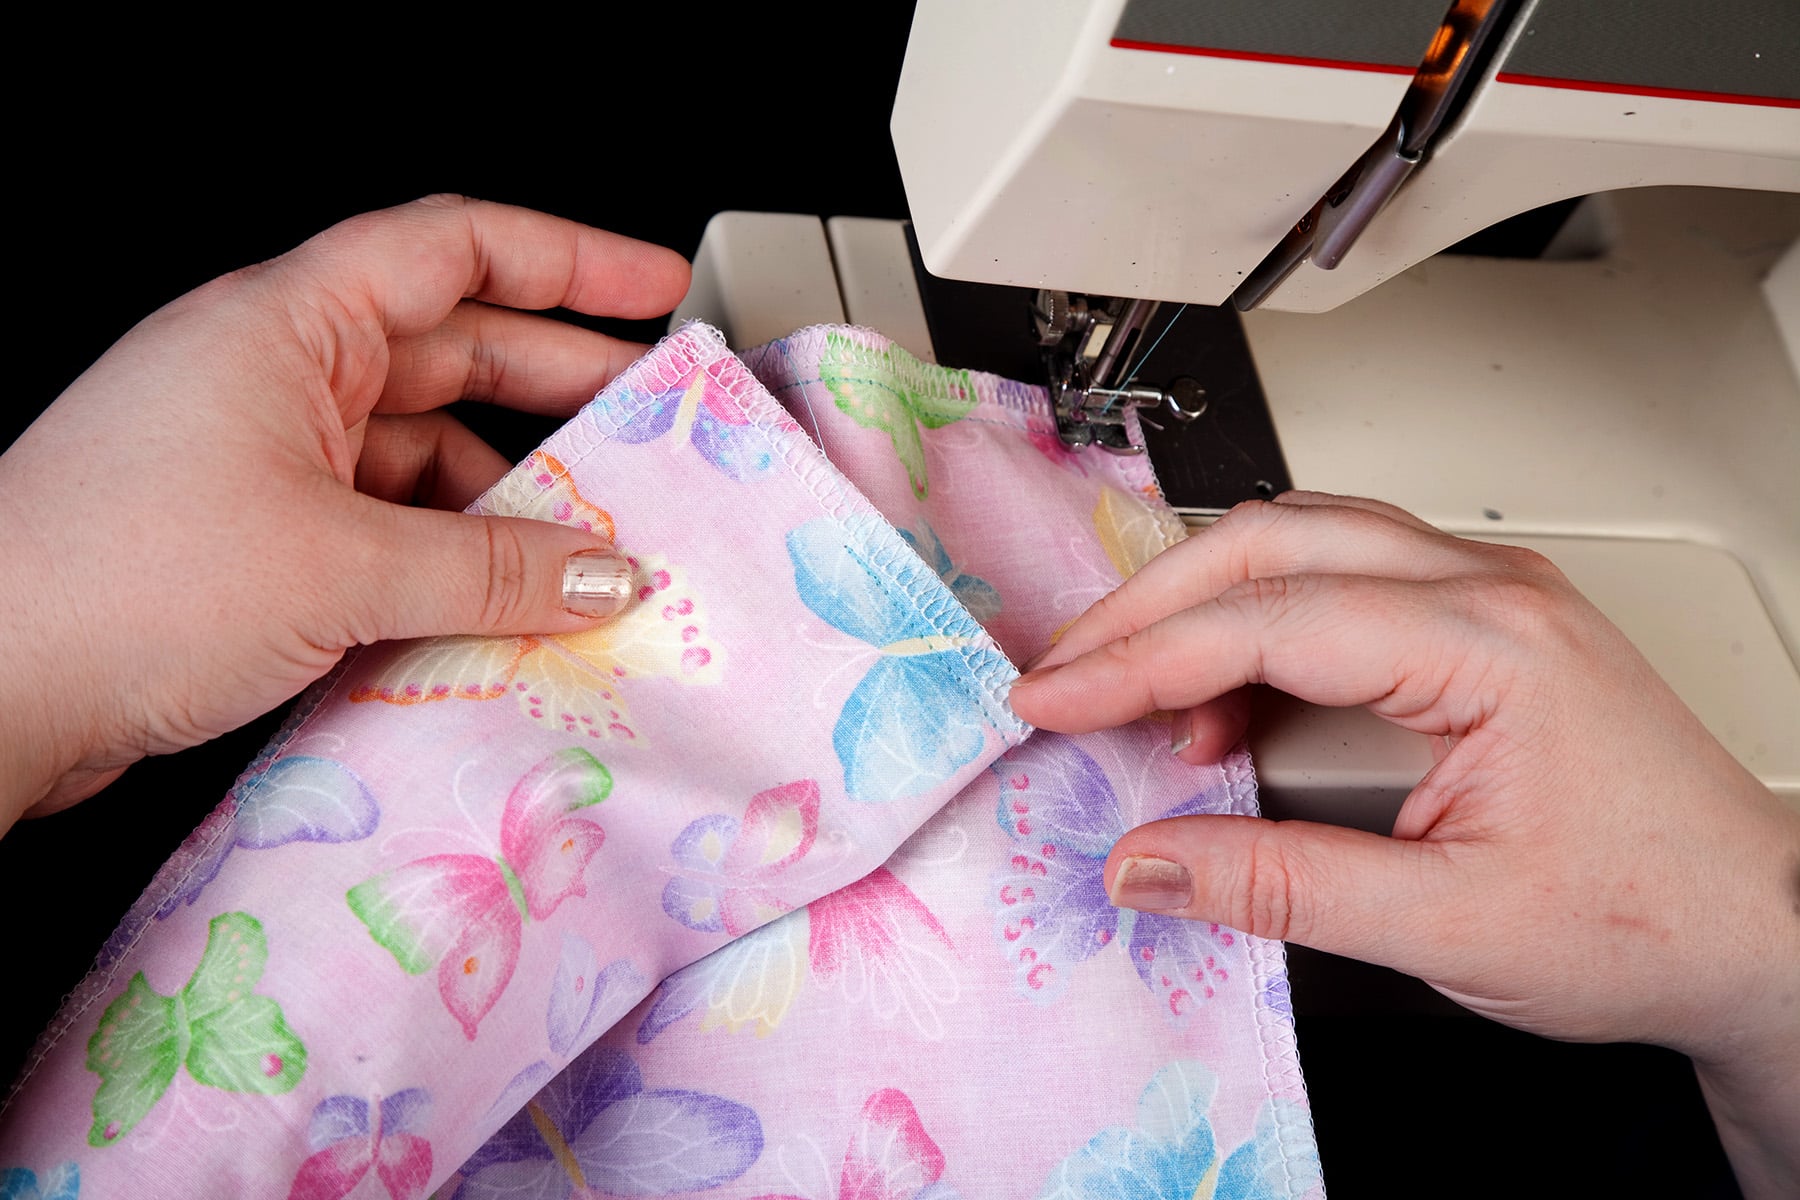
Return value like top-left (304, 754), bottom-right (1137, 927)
top-left (4, 9), bottom-right (1735, 1195)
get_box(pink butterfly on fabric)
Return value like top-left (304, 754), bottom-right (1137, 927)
top-left (661, 780), bottom-right (821, 937)
top-left (287, 1089), bottom-right (433, 1200)
top-left (752, 1088), bottom-right (950, 1200)
top-left (347, 750), bottom-right (613, 1039)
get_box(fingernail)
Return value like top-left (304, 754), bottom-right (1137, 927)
top-left (1110, 856), bottom-right (1193, 912)
top-left (562, 548), bottom-right (633, 620)
top-left (1170, 716), bottom-right (1194, 757)
top-left (1022, 648), bottom-right (1052, 672)
top-left (1009, 663), bottom-right (1062, 690)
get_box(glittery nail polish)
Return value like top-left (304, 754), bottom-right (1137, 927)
top-left (562, 548), bottom-right (633, 620)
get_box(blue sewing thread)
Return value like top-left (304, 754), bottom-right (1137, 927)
top-left (1100, 303), bottom-right (1190, 416)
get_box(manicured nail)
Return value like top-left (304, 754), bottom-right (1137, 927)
top-left (1110, 856), bottom-right (1193, 911)
top-left (1170, 717), bottom-right (1194, 757)
top-left (562, 548), bottom-right (633, 620)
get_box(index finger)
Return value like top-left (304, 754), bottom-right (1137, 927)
top-left (277, 194), bottom-right (692, 338)
top-left (1009, 573), bottom-right (1469, 737)
top-left (1033, 498), bottom-right (1471, 672)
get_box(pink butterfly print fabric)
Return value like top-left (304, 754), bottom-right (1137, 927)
top-left (3, 322), bottom-right (1321, 1199)
top-left (742, 325), bottom-right (1187, 663)
top-left (0, 324), bottom-right (1029, 1198)
top-left (474, 328), bottom-right (1320, 1197)
top-left (581, 728), bottom-right (1317, 1198)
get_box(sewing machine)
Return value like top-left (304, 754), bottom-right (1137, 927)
top-left (670, 0), bottom-right (1800, 823)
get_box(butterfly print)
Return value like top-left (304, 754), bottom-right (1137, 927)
top-left (992, 734), bottom-right (1241, 1017)
top-left (85, 912), bottom-right (306, 1146)
top-left (787, 517), bottom-right (1014, 803)
top-left (753, 1088), bottom-right (954, 1200)
top-left (0, 1164), bottom-right (79, 1200)
top-left (158, 755), bottom-right (377, 915)
top-left (641, 868), bottom-right (957, 1043)
top-left (445, 1047), bottom-right (762, 1200)
top-left (351, 449), bottom-right (721, 742)
top-left (817, 332), bottom-right (977, 499)
top-left (598, 365), bottom-right (776, 481)
top-left (1038, 1061), bottom-right (1319, 1200)
top-left (662, 780), bottom-right (821, 937)
top-left (898, 523), bottom-right (1000, 625)
top-left (487, 450), bottom-right (617, 537)
top-left (1092, 486), bottom-right (1182, 582)
top-left (347, 749), bottom-right (612, 1040)
top-left (287, 1089), bottom-right (433, 1200)
top-left (348, 549), bottom-right (720, 742)
top-left (485, 931), bottom-right (659, 1155)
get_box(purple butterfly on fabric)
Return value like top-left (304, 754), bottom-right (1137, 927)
top-left (991, 733), bottom-right (1243, 1017)
top-left (445, 1047), bottom-right (762, 1199)
top-left (483, 936), bottom-right (653, 1126)
top-left (604, 367), bottom-right (774, 481)
top-left (156, 755), bottom-right (377, 916)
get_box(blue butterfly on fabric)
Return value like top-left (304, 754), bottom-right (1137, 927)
top-left (899, 521), bottom-right (1002, 624)
top-left (1038, 1062), bottom-right (1320, 1200)
top-left (0, 1164), bottom-right (78, 1200)
top-left (786, 516), bottom-right (1018, 803)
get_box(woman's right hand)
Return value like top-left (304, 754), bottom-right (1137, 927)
top-left (1008, 492), bottom-right (1800, 1197)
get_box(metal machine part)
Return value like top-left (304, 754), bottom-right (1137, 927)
top-left (894, 0), bottom-right (1800, 314)
top-left (1034, 291), bottom-right (1186, 453)
top-left (668, 195), bottom-right (1800, 806)
top-left (901, 225), bottom-right (1294, 510)
top-left (1233, 0), bottom-right (1521, 308)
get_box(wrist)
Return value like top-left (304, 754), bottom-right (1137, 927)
top-left (0, 470), bottom-right (97, 832)
top-left (0, 626), bottom-right (69, 835)
top-left (1686, 792), bottom-right (1800, 1199)
top-left (1695, 1043), bottom-right (1800, 1200)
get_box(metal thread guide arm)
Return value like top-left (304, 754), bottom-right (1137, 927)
top-left (1034, 292), bottom-right (1206, 453)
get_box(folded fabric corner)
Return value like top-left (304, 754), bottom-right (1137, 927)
top-left (1, 320), bottom-right (1322, 1200)
top-left (0, 321), bottom-right (1033, 1196)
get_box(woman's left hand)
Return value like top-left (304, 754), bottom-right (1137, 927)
top-left (0, 196), bottom-right (690, 829)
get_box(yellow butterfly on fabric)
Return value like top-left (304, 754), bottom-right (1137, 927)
top-left (1093, 484), bottom-right (1185, 581)
top-left (348, 452), bottom-right (723, 741)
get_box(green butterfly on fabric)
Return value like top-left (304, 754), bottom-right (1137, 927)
top-left (85, 911), bottom-right (306, 1146)
top-left (818, 332), bottom-right (978, 499)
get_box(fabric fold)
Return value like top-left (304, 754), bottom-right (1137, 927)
top-left (1, 322), bottom-right (1321, 1200)
top-left (435, 327), bottom-right (1318, 1198)
top-left (0, 323), bottom-right (1029, 1197)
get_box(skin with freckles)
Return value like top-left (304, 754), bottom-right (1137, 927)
top-left (0, 196), bottom-right (690, 833)
top-left (1009, 492), bottom-right (1800, 1199)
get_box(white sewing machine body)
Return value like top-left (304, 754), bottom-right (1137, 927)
top-left (672, 0), bottom-right (1800, 820)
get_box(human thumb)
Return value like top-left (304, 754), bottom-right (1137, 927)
top-left (326, 498), bottom-right (635, 645)
top-left (1103, 814), bottom-right (1457, 978)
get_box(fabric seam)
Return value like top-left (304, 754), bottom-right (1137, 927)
top-left (1, 656), bottom-right (355, 1110)
top-left (503, 321), bottom-right (1028, 746)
